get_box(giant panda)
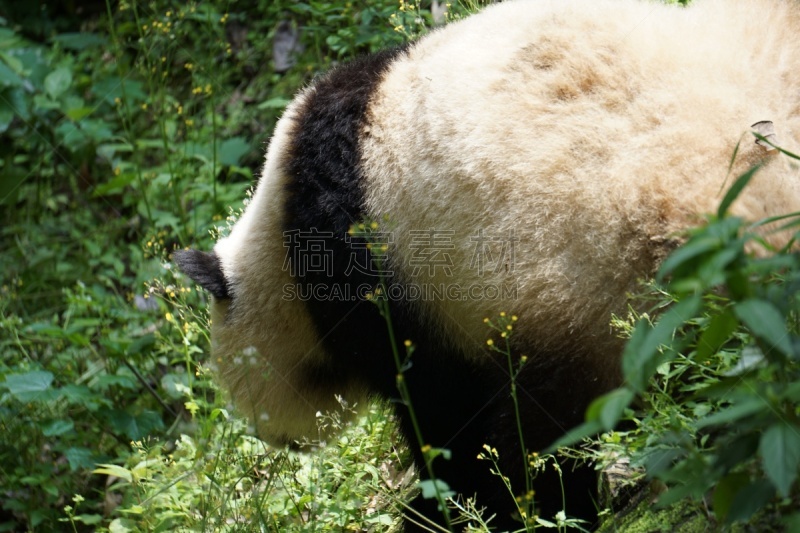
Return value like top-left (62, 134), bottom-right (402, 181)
top-left (174, 0), bottom-right (800, 530)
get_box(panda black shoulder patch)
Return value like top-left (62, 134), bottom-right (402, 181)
top-left (282, 45), bottom-right (410, 238)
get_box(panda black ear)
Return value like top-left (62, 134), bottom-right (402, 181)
top-left (173, 249), bottom-right (231, 300)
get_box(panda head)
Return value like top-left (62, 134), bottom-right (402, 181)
top-left (173, 93), bottom-right (372, 446)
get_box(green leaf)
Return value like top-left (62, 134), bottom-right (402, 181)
top-left (73, 514), bottom-right (102, 525)
top-left (0, 60), bottom-right (23, 87)
top-left (727, 479), bottom-right (775, 523)
top-left (108, 518), bottom-right (137, 533)
top-left (622, 295), bottom-right (702, 391)
top-left (160, 372), bottom-right (190, 400)
top-left (217, 136), bottom-right (251, 166)
top-left (695, 309), bottom-right (738, 361)
top-left (52, 32), bottom-right (107, 50)
top-left (93, 464), bottom-right (133, 483)
top-left (643, 447), bottom-right (685, 478)
top-left (547, 420), bottom-right (603, 451)
top-left (61, 384), bottom-right (100, 407)
top-left (734, 299), bottom-right (793, 360)
top-left (92, 77), bottom-right (146, 106)
top-left (657, 236), bottom-right (719, 282)
top-left (65, 447), bottom-right (96, 471)
top-left (713, 472), bottom-right (749, 522)
top-left (93, 374), bottom-right (136, 391)
top-left (695, 396), bottom-right (767, 429)
top-left (92, 172), bottom-right (136, 197)
top-left (103, 409), bottom-right (164, 440)
top-left (585, 387), bottom-right (634, 430)
top-left (0, 160), bottom-right (28, 205)
top-left (84, 119), bottom-right (113, 142)
top-left (0, 89), bottom-right (14, 133)
top-left (759, 422), bottom-right (800, 497)
top-left (3, 370), bottom-right (54, 402)
top-left (718, 164), bottom-right (762, 218)
top-left (65, 106), bottom-right (93, 121)
top-left (418, 479), bottom-right (455, 502)
top-left (128, 333), bottom-right (155, 355)
top-left (712, 433), bottom-right (759, 474)
top-left (257, 96), bottom-right (291, 110)
top-left (41, 419), bottom-right (74, 436)
top-left (44, 66), bottom-right (72, 99)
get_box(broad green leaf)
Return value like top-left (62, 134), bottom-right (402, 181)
top-left (60, 384), bottom-right (99, 406)
top-left (759, 422), bottom-right (800, 497)
top-left (32, 93), bottom-right (59, 111)
top-left (418, 479), bottom-right (455, 502)
top-left (0, 27), bottom-right (22, 48)
top-left (657, 237), bottom-right (719, 282)
top-left (160, 372), bottom-right (190, 400)
top-left (103, 409), bottom-right (164, 440)
top-left (130, 458), bottom-right (162, 480)
top-left (257, 96), bottom-right (291, 110)
top-left (217, 136), bottom-right (251, 166)
top-left (712, 433), bottom-right (759, 473)
top-left (73, 514), bottom-right (102, 525)
top-left (0, 89), bottom-right (14, 133)
top-left (92, 172), bottom-right (136, 197)
top-left (93, 464), bottom-right (133, 483)
top-left (52, 32), bottom-right (107, 50)
top-left (108, 518), bottom-right (136, 533)
top-left (655, 480), bottom-right (704, 507)
top-left (96, 142), bottom-right (134, 161)
top-left (727, 479), bottom-right (775, 523)
top-left (41, 419), bottom-right (74, 436)
top-left (44, 66), bottom-right (72, 99)
top-left (80, 118), bottom-right (113, 143)
top-left (722, 345), bottom-right (765, 376)
top-left (622, 295), bottom-right (702, 391)
top-left (0, 162), bottom-right (28, 205)
top-left (695, 246), bottom-right (740, 288)
top-left (695, 397), bottom-right (767, 429)
top-left (547, 419), bottom-right (603, 451)
top-left (734, 299), bottom-right (793, 360)
top-left (91, 77), bottom-right (146, 105)
top-left (66, 106), bottom-right (93, 121)
top-left (643, 447), bottom-right (685, 478)
top-left (128, 333), bottom-right (155, 355)
top-left (93, 374), bottom-right (136, 391)
top-left (585, 387), bottom-right (634, 430)
top-left (65, 447), bottom-right (96, 471)
top-left (3, 370), bottom-right (54, 402)
top-left (713, 472), bottom-right (749, 522)
top-left (0, 60), bottom-right (23, 87)
top-left (209, 408), bottom-right (229, 422)
top-left (695, 309), bottom-right (738, 361)
top-left (718, 164), bottom-right (762, 218)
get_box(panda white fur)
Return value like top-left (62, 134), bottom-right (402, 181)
top-left (175, 0), bottom-right (800, 529)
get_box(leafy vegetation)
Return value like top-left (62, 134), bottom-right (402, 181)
top-left (562, 160), bottom-right (800, 530)
top-left (3, 0), bottom-right (800, 532)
